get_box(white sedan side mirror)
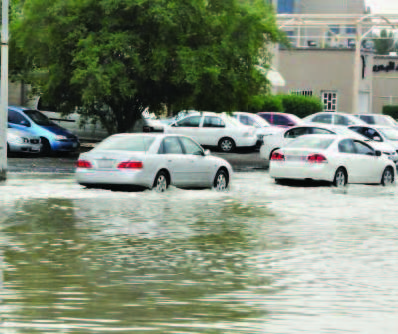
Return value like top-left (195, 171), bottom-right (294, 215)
top-left (204, 149), bottom-right (211, 156)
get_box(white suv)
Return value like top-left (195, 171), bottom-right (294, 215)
top-left (164, 112), bottom-right (257, 152)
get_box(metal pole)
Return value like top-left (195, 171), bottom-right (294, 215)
top-left (0, 0), bottom-right (8, 181)
top-left (352, 22), bottom-right (362, 114)
top-left (271, 0), bottom-right (279, 94)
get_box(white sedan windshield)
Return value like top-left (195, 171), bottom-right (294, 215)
top-left (95, 136), bottom-right (156, 151)
top-left (287, 136), bottom-right (335, 150)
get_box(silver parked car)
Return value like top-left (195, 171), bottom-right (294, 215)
top-left (7, 125), bottom-right (41, 154)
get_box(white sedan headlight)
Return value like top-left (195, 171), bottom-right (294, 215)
top-left (8, 134), bottom-right (29, 144)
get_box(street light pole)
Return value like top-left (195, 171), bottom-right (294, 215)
top-left (352, 22), bottom-right (362, 114)
top-left (0, 0), bottom-right (8, 181)
top-left (271, 0), bottom-right (279, 94)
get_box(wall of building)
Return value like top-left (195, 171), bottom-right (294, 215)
top-left (372, 55), bottom-right (398, 114)
top-left (298, 0), bottom-right (366, 14)
top-left (277, 48), bottom-right (356, 112)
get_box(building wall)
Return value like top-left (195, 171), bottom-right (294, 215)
top-left (278, 49), bottom-right (356, 112)
top-left (298, 0), bottom-right (366, 14)
top-left (372, 56), bottom-right (398, 114)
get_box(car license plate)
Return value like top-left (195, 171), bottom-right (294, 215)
top-left (285, 155), bottom-right (305, 161)
top-left (97, 160), bottom-right (115, 168)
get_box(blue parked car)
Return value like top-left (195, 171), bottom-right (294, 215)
top-left (8, 106), bottom-right (80, 154)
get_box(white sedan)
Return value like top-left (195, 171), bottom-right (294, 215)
top-left (7, 126), bottom-right (42, 154)
top-left (261, 124), bottom-right (398, 162)
top-left (303, 112), bottom-right (367, 127)
top-left (164, 112), bottom-right (257, 152)
top-left (270, 135), bottom-right (395, 187)
top-left (75, 134), bottom-right (233, 192)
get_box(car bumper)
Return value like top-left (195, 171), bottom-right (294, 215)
top-left (270, 161), bottom-right (334, 182)
top-left (52, 141), bottom-right (80, 152)
top-left (75, 169), bottom-right (151, 187)
top-left (8, 142), bottom-right (41, 153)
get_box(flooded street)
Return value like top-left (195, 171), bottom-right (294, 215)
top-left (0, 172), bottom-right (398, 333)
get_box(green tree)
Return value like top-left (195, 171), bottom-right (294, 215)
top-left (373, 29), bottom-right (395, 55)
top-left (11, 0), bottom-right (283, 133)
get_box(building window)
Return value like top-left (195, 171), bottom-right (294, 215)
top-left (322, 91), bottom-right (338, 111)
top-left (290, 90), bottom-right (313, 97)
top-left (346, 26), bottom-right (357, 34)
top-left (330, 25), bottom-right (340, 35)
top-left (277, 0), bottom-right (295, 14)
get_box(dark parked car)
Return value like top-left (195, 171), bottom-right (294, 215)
top-left (257, 112), bottom-right (303, 128)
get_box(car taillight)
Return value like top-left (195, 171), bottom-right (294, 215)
top-left (75, 160), bottom-right (92, 168)
top-left (117, 161), bottom-right (144, 169)
top-left (307, 154), bottom-right (327, 163)
top-left (271, 152), bottom-right (285, 161)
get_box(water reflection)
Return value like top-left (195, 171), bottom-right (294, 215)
top-left (2, 195), bottom-right (280, 333)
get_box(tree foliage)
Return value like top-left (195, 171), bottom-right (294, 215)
top-left (11, 0), bottom-right (284, 133)
top-left (373, 29), bottom-right (396, 55)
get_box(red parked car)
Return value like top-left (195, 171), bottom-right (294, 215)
top-left (257, 112), bottom-right (303, 128)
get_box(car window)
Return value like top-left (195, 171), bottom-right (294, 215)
top-left (338, 139), bottom-right (356, 153)
top-left (23, 110), bottom-right (53, 126)
top-left (334, 115), bottom-right (351, 126)
top-left (179, 137), bottom-right (204, 155)
top-left (258, 113), bottom-right (272, 123)
top-left (175, 116), bottom-right (202, 127)
top-left (240, 115), bottom-right (255, 126)
top-left (284, 127), bottom-right (310, 139)
top-left (353, 140), bottom-right (375, 155)
top-left (94, 135), bottom-right (155, 152)
top-left (8, 109), bottom-right (29, 125)
top-left (312, 114), bottom-right (332, 124)
top-left (359, 115), bottom-right (375, 125)
top-left (162, 137), bottom-right (184, 154)
top-left (273, 114), bottom-right (291, 126)
top-left (203, 116), bottom-right (225, 128)
top-left (364, 128), bottom-right (382, 141)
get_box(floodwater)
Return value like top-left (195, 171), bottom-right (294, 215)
top-left (0, 173), bottom-right (397, 333)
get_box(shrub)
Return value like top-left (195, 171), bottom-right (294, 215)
top-left (382, 105), bottom-right (398, 120)
top-left (247, 94), bottom-right (284, 113)
top-left (279, 94), bottom-right (324, 118)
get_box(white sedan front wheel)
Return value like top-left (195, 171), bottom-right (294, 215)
top-left (381, 167), bottom-right (394, 186)
top-left (214, 169), bottom-right (229, 191)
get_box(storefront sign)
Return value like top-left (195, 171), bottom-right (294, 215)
top-left (373, 62), bottom-right (398, 72)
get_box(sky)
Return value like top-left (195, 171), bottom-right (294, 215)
top-left (366, 0), bottom-right (398, 14)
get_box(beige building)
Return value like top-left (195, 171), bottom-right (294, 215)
top-left (276, 47), bottom-right (374, 114)
top-left (372, 55), bottom-right (398, 114)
